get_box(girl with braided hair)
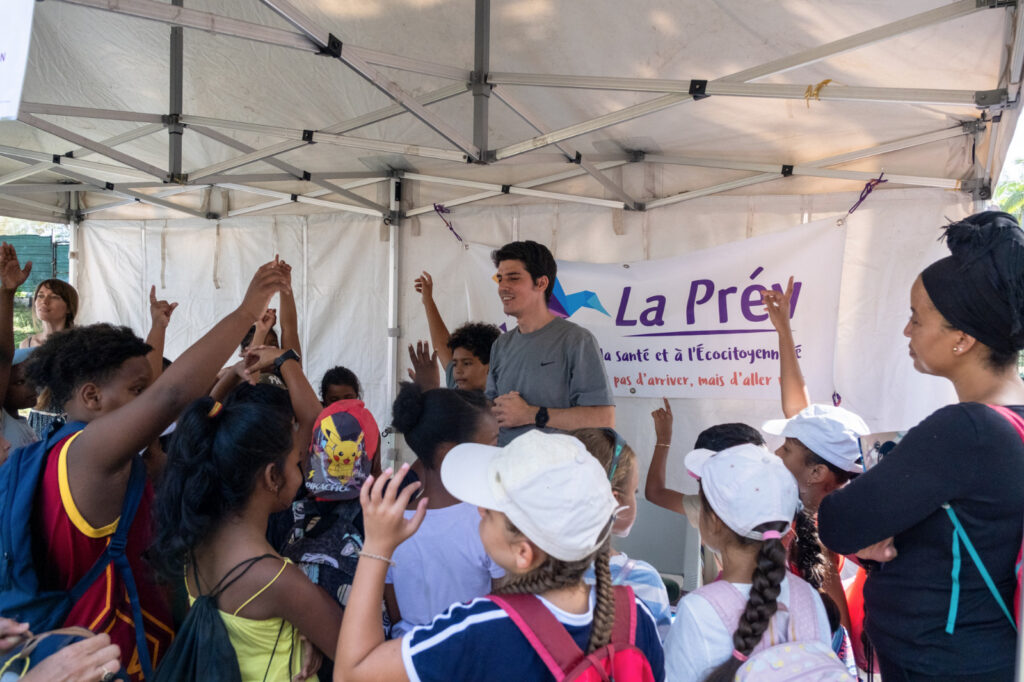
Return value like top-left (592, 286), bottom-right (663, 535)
top-left (664, 444), bottom-right (836, 682)
top-left (332, 429), bottom-right (665, 682)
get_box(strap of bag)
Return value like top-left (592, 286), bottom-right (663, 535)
top-left (697, 580), bottom-right (750, 630)
top-left (943, 504), bottom-right (1016, 633)
top-left (989, 405), bottom-right (1024, 592)
top-left (785, 577), bottom-right (822, 642)
top-left (608, 585), bottom-right (637, 646)
top-left (206, 554), bottom-right (278, 600)
top-left (612, 559), bottom-right (637, 586)
top-left (488, 593), bottom-right (582, 681)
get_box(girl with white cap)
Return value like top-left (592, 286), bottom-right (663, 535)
top-left (332, 430), bottom-right (665, 682)
top-left (663, 444), bottom-right (842, 681)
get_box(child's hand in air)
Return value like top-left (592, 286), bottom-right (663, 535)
top-left (239, 258), bottom-right (291, 321)
top-left (255, 308), bottom-right (277, 334)
top-left (414, 271), bottom-right (434, 303)
top-left (652, 398), bottom-right (673, 446)
top-left (407, 340), bottom-right (440, 390)
top-left (0, 243), bottom-right (31, 294)
top-left (243, 345), bottom-right (289, 383)
top-left (760, 275), bottom-right (795, 332)
top-left (360, 463), bottom-right (427, 556)
top-left (149, 285), bottom-right (178, 330)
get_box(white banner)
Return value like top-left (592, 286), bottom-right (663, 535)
top-left (0, 0), bottom-right (35, 120)
top-left (461, 217), bottom-right (846, 399)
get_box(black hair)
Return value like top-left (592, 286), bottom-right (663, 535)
top-left (789, 509), bottom-right (828, 590)
top-left (391, 381), bottom-right (490, 469)
top-left (23, 323), bottom-right (152, 409)
top-left (149, 396), bottom-right (294, 581)
top-left (491, 240), bottom-right (557, 303)
top-left (320, 366), bottom-right (363, 402)
top-left (802, 447), bottom-right (859, 486)
top-left (226, 381), bottom-right (294, 420)
top-left (239, 324), bottom-right (278, 352)
top-left (694, 422), bottom-right (766, 451)
top-left (447, 322), bottom-right (501, 364)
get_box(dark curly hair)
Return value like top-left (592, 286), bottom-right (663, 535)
top-left (491, 240), bottom-right (557, 303)
top-left (320, 366), bottom-right (362, 402)
top-left (23, 323), bottom-right (152, 410)
top-left (149, 396), bottom-right (294, 581)
top-left (391, 382), bottom-right (490, 469)
top-left (447, 322), bottom-right (500, 364)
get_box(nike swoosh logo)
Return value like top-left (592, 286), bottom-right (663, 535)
top-left (540, 361), bottom-right (555, 366)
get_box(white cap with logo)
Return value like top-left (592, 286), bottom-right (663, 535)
top-left (762, 404), bottom-right (870, 473)
top-left (685, 443), bottom-right (800, 540)
top-left (441, 430), bottom-right (620, 562)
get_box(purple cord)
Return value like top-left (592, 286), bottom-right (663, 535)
top-left (433, 203), bottom-right (463, 242)
top-left (847, 172), bottom-right (887, 215)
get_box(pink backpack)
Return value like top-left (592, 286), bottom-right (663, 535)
top-left (489, 585), bottom-right (656, 682)
top-left (700, 575), bottom-right (853, 681)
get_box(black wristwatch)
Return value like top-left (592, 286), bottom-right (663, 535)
top-left (273, 349), bottom-right (301, 372)
top-left (535, 406), bottom-right (550, 428)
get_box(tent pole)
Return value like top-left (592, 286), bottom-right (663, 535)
top-left (472, 0), bottom-right (490, 159)
top-left (168, 0), bottom-right (184, 183)
top-left (385, 177), bottom-right (401, 468)
top-left (19, 102), bottom-right (164, 123)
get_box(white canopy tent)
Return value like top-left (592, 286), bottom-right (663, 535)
top-left (1, 0), bottom-right (1023, 576)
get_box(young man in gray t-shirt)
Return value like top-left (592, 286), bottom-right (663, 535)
top-left (486, 241), bottom-right (614, 445)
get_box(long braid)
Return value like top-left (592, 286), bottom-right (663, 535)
top-left (790, 508), bottom-right (827, 589)
top-left (586, 540), bottom-right (615, 653)
top-left (704, 522), bottom-right (789, 682)
top-left (494, 553), bottom-right (591, 596)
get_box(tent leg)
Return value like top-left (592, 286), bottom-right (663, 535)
top-left (168, 0), bottom-right (184, 182)
top-left (472, 0), bottom-right (490, 159)
top-left (384, 177), bottom-right (401, 467)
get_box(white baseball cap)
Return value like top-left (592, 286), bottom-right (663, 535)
top-left (441, 430), bottom-right (619, 562)
top-left (762, 404), bottom-right (870, 473)
top-left (685, 443), bottom-right (800, 540)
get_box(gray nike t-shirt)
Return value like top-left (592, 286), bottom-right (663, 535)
top-left (485, 317), bottom-right (613, 445)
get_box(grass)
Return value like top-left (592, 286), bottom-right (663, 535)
top-left (14, 305), bottom-right (34, 347)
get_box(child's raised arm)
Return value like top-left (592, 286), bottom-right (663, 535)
top-left (644, 399), bottom-right (690, 517)
top-left (415, 272), bottom-right (453, 369)
top-left (761, 276), bottom-right (810, 418)
top-left (278, 259), bottom-right (301, 358)
top-left (144, 285), bottom-right (178, 381)
top-left (67, 260), bottom-right (290, 528)
top-left (0, 244), bottom-right (31, 416)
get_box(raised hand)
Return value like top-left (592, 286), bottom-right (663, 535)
top-left (360, 463), bottom-right (427, 556)
top-left (406, 340), bottom-right (440, 390)
top-left (242, 345), bottom-right (288, 383)
top-left (413, 271), bottom-right (434, 304)
top-left (149, 285), bottom-right (178, 329)
top-left (239, 258), bottom-right (291, 321)
top-left (651, 397), bottom-right (673, 445)
top-left (256, 308), bottom-right (277, 333)
top-left (760, 276), bottom-right (794, 331)
top-left (0, 242), bottom-right (31, 294)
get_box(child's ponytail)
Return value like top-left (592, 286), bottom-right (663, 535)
top-left (704, 520), bottom-right (789, 682)
top-left (790, 508), bottom-right (828, 589)
top-left (149, 396), bottom-right (294, 581)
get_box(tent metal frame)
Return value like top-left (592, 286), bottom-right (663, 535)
top-left (0, 0), bottom-right (1018, 224)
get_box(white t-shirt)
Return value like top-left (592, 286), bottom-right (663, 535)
top-left (387, 502), bottom-right (504, 635)
top-left (664, 576), bottom-right (832, 682)
top-left (2, 410), bottom-right (37, 451)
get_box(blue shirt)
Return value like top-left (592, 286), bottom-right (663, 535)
top-left (401, 588), bottom-right (665, 682)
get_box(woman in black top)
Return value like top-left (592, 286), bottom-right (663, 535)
top-left (819, 211), bottom-right (1024, 681)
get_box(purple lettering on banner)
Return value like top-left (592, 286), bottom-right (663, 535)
top-left (686, 279), bottom-right (714, 324)
top-left (717, 286), bottom-right (737, 323)
top-left (639, 295), bottom-right (666, 327)
top-left (741, 284), bottom-right (769, 322)
top-left (616, 287), bottom-right (637, 326)
top-left (771, 281), bottom-right (802, 318)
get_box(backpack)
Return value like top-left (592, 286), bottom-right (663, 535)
top-left (701, 575), bottom-right (853, 681)
top-left (154, 555), bottom-right (280, 682)
top-left (940, 403), bottom-right (1024, 635)
top-left (0, 421), bottom-right (152, 680)
top-left (489, 585), bottom-right (656, 682)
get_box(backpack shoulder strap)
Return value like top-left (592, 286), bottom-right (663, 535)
top-left (608, 584), bottom-right (637, 645)
top-left (488, 593), bottom-right (583, 681)
top-left (784, 576), bottom-right (821, 641)
top-left (696, 580), bottom-right (749, 631)
top-left (942, 503), bottom-right (1016, 633)
top-left (987, 404), bottom-right (1024, 439)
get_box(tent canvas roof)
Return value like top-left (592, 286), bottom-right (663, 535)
top-left (0, 0), bottom-right (1020, 223)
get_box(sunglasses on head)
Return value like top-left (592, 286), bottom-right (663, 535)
top-left (600, 427), bottom-right (628, 481)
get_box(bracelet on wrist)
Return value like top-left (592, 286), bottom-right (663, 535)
top-left (655, 443), bottom-right (671, 448)
top-left (358, 551), bottom-right (395, 567)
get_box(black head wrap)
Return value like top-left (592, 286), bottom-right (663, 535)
top-left (920, 211), bottom-right (1024, 354)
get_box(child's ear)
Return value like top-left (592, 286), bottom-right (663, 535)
top-left (79, 382), bottom-right (102, 411)
top-left (612, 488), bottom-right (624, 504)
top-left (262, 462), bottom-right (283, 495)
top-left (512, 538), bottom-right (546, 573)
top-left (807, 463), bottom-right (829, 486)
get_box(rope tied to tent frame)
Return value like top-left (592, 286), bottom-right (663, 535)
top-left (804, 79), bottom-right (833, 107)
top-left (847, 171), bottom-right (888, 215)
top-left (433, 203), bottom-right (464, 243)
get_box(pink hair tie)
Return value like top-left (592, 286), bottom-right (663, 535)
top-left (732, 649), bottom-right (748, 662)
top-left (761, 530), bottom-right (783, 540)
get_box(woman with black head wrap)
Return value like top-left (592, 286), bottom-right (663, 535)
top-left (819, 211), bottom-right (1024, 681)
